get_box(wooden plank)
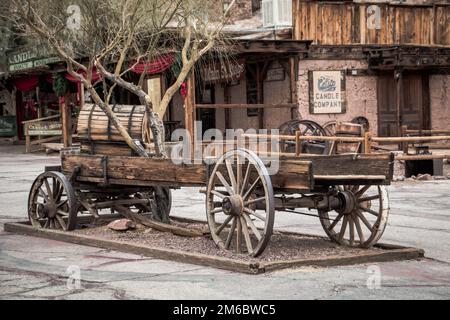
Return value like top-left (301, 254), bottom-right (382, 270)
top-left (306, 154), bottom-right (393, 182)
top-left (3, 222), bottom-right (262, 275)
top-left (195, 104), bottom-right (297, 109)
top-left (3, 220), bottom-right (424, 275)
top-left (61, 154), bottom-right (207, 185)
top-left (114, 205), bottom-right (207, 238)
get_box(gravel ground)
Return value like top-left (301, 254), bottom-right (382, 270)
top-left (74, 218), bottom-right (384, 263)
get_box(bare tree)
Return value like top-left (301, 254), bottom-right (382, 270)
top-left (7, 0), bottom-right (236, 157)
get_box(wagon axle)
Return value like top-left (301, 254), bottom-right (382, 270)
top-left (222, 195), bottom-right (244, 217)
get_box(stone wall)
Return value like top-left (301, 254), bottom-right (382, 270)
top-left (297, 59), bottom-right (379, 134)
top-left (429, 74), bottom-right (450, 131)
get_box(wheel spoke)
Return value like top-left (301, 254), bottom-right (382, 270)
top-left (43, 179), bottom-right (53, 203)
top-left (240, 163), bottom-right (251, 196)
top-left (225, 218), bottom-right (237, 249)
top-left (43, 219), bottom-right (49, 228)
top-left (242, 176), bottom-right (261, 200)
top-left (236, 156), bottom-right (242, 195)
top-left (240, 216), bottom-right (253, 253)
top-left (52, 178), bottom-right (58, 198)
top-left (38, 188), bottom-right (50, 202)
top-left (243, 197), bottom-right (266, 207)
top-left (57, 209), bottom-right (69, 216)
top-left (225, 159), bottom-right (237, 193)
top-left (242, 213), bottom-right (262, 241)
top-left (328, 213), bottom-right (343, 231)
top-left (355, 185), bottom-right (371, 197)
top-left (358, 195), bottom-right (380, 202)
top-left (349, 216), bottom-right (355, 245)
top-left (356, 210), bottom-right (373, 232)
top-left (215, 215), bottom-right (233, 235)
top-left (243, 208), bottom-right (266, 222)
top-left (211, 190), bottom-right (227, 199)
top-left (353, 214), bottom-right (366, 243)
top-left (216, 171), bottom-right (234, 196)
top-left (56, 199), bottom-right (68, 208)
top-left (209, 207), bottom-right (224, 215)
top-left (358, 205), bottom-right (379, 217)
top-left (55, 184), bottom-right (64, 202)
top-left (338, 216), bottom-right (348, 242)
top-left (236, 217), bottom-right (242, 253)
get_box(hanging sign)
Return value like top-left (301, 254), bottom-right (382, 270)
top-left (202, 60), bottom-right (245, 83)
top-left (309, 70), bottom-right (346, 114)
top-left (8, 46), bottom-right (61, 73)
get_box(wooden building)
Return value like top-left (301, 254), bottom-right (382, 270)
top-left (291, 0), bottom-right (450, 136)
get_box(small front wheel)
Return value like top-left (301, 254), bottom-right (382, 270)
top-left (28, 171), bottom-right (78, 231)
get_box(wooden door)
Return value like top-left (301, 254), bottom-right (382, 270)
top-left (377, 72), bottom-right (430, 137)
top-left (402, 73), bottom-right (430, 131)
top-left (377, 73), bottom-right (398, 137)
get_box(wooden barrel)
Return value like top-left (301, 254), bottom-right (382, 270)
top-left (77, 104), bottom-right (147, 142)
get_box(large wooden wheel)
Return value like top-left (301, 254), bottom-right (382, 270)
top-left (318, 185), bottom-right (389, 248)
top-left (206, 149), bottom-right (275, 257)
top-left (28, 171), bottom-right (78, 231)
top-left (279, 119), bottom-right (327, 154)
top-left (323, 120), bottom-right (337, 136)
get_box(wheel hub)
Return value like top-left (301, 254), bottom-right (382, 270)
top-left (222, 195), bottom-right (244, 216)
top-left (336, 191), bottom-right (356, 215)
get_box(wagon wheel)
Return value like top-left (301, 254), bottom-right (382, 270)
top-left (28, 171), bottom-right (78, 231)
top-left (351, 116), bottom-right (370, 132)
top-left (279, 119), bottom-right (327, 154)
top-left (318, 185), bottom-right (389, 247)
top-left (206, 149), bottom-right (275, 257)
top-left (323, 120), bottom-right (337, 136)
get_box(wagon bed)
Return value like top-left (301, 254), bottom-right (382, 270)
top-left (60, 153), bottom-right (393, 191)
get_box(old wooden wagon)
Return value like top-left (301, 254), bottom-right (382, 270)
top-left (27, 104), bottom-right (394, 257)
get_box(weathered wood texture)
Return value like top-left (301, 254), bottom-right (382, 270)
top-left (77, 104), bottom-right (146, 142)
top-left (293, 1), bottom-right (450, 46)
top-left (61, 152), bottom-right (392, 190)
top-left (61, 154), bottom-right (315, 190)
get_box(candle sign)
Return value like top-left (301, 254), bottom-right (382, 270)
top-left (309, 70), bottom-right (346, 114)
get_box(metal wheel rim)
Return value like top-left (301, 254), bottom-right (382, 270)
top-left (28, 171), bottom-right (77, 231)
top-left (318, 185), bottom-right (389, 248)
top-left (206, 148), bottom-right (275, 257)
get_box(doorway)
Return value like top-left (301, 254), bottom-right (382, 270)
top-left (196, 85), bottom-right (216, 134)
top-left (377, 71), bottom-right (430, 136)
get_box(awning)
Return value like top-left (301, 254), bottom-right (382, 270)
top-left (12, 76), bottom-right (39, 92)
top-left (130, 54), bottom-right (175, 74)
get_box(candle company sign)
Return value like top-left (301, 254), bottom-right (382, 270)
top-left (309, 70), bottom-right (346, 114)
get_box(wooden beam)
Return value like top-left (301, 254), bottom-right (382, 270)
top-left (224, 85), bottom-right (231, 129)
top-left (185, 71), bottom-right (196, 156)
top-left (195, 104), bottom-right (297, 109)
top-left (61, 94), bottom-right (72, 147)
